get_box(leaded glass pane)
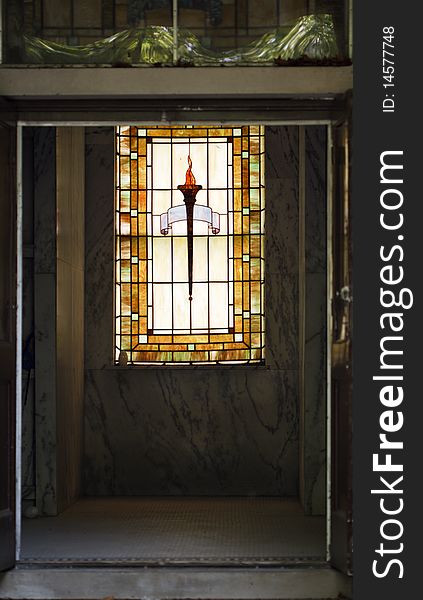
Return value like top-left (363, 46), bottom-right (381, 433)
top-left (115, 124), bottom-right (265, 364)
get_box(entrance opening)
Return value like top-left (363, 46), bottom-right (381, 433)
top-left (19, 124), bottom-right (328, 565)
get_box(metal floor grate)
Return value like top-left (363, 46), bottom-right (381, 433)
top-left (20, 497), bottom-right (325, 563)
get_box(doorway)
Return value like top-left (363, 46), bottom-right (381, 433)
top-left (18, 123), bottom-right (329, 565)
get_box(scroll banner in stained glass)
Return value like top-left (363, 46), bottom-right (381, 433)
top-left (160, 204), bottom-right (220, 236)
top-left (115, 125), bottom-right (265, 364)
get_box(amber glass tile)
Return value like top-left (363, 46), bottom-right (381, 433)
top-left (139, 316), bottom-right (148, 333)
top-left (242, 160), bottom-right (249, 188)
top-left (120, 156), bottom-right (130, 188)
top-left (173, 351), bottom-right (208, 362)
top-left (121, 260), bottom-right (131, 282)
top-left (250, 159), bottom-right (260, 187)
top-left (209, 128), bottom-right (233, 137)
top-left (250, 235), bottom-right (260, 257)
top-left (234, 212), bottom-right (242, 235)
top-left (211, 349), bottom-right (250, 361)
top-left (234, 282), bottom-right (242, 311)
top-left (148, 334), bottom-right (172, 343)
top-left (242, 262), bottom-right (249, 280)
top-left (120, 213), bottom-right (130, 235)
top-left (138, 214), bottom-right (147, 236)
top-left (233, 137), bottom-right (241, 155)
top-left (121, 283), bottom-right (131, 315)
top-left (234, 189), bottom-right (242, 211)
top-left (138, 159), bottom-right (147, 189)
top-left (119, 136), bottom-right (130, 155)
top-left (251, 282), bottom-right (261, 313)
top-left (160, 344), bottom-right (187, 351)
top-left (173, 334), bottom-right (209, 343)
top-left (138, 191), bottom-right (147, 211)
top-left (134, 343), bottom-right (159, 351)
top-left (147, 128), bottom-right (171, 137)
top-left (196, 343), bottom-right (224, 351)
top-left (172, 128), bottom-right (191, 137)
top-left (251, 315), bottom-right (261, 332)
top-left (131, 259), bottom-right (138, 281)
top-left (138, 260), bottom-right (147, 282)
top-left (243, 319), bottom-right (250, 333)
top-left (233, 236), bottom-right (242, 259)
top-left (139, 237), bottom-right (147, 258)
top-left (251, 348), bottom-right (262, 360)
top-left (250, 210), bottom-right (260, 234)
top-left (121, 237), bottom-right (131, 259)
top-left (121, 335), bottom-right (131, 350)
top-left (233, 156), bottom-right (241, 187)
top-left (249, 137), bottom-right (260, 154)
top-left (138, 137), bottom-right (147, 155)
top-left (234, 258), bottom-right (242, 280)
top-left (138, 283), bottom-right (147, 313)
top-left (250, 188), bottom-right (260, 210)
top-left (133, 351), bottom-right (171, 362)
top-left (242, 188), bottom-right (249, 207)
top-left (250, 258), bottom-right (260, 280)
top-left (235, 315), bottom-right (243, 330)
top-left (251, 333), bottom-right (261, 348)
top-left (224, 342), bottom-right (247, 350)
top-left (210, 334), bottom-right (233, 342)
top-left (121, 316), bottom-right (131, 335)
top-left (243, 282), bottom-right (250, 310)
top-left (119, 190), bottom-right (130, 211)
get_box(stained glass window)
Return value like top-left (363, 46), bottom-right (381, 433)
top-left (115, 125), bottom-right (265, 364)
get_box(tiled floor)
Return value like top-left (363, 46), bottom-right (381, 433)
top-left (20, 496), bottom-right (325, 563)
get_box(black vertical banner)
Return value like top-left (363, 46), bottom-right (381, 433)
top-left (353, 1), bottom-right (421, 598)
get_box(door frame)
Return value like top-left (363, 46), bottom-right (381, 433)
top-left (12, 109), bottom-right (348, 568)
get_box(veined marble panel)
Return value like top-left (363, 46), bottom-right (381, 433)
top-left (305, 126), bottom-right (327, 274)
top-left (34, 128), bottom-right (56, 275)
top-left (85, 127), bottom-right (115, 370)
top-left (84, 367), bottom-right (298, 496)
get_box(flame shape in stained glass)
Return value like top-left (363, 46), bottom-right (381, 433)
top-left (185, 155), bottom-right (196, 188)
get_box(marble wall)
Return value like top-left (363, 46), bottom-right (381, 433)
top-left (83, 126), bottom-right (309, 498)
top-left (31, 127), bottom-right (85, 515)
top-left (22, 125), bottom-right (326, 513)
top-left (302, 126), bottom-right (327, 515)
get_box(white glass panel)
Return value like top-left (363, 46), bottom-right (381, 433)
top-left (208, 142), bottom-right (228, 189)
top-left (173, 237), bottom-right (188, 282)
top-left (153, 190), bottom-right (172, 215)
top-left (193, 221), bottom-right (210, 235)
top-left (171, 220), bottom-right (187, 236)
top-left (191, 283), bottom-right (209, 329)
top-left (152, 143), bottom-right (171, 189)
top-left (209, 236), bottom-right (228, 281)
top-left (217, 214), bottom-right (227, 236)
top-left (153, 284), bottom-right (172, 330)
top-left (153, 215), bottom-right (162, 236)
top-left (153, 238), bottom-right (171, 282)
top-left (208, 189), bottom-right (227, 214)
top-left (193, 237), bottom-right (208, 282)
top-left (210, 283), bottom-right (228, 329)
top-left (173, 283), bottom-right (190, 330)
